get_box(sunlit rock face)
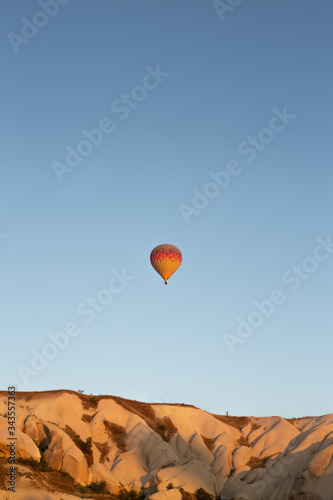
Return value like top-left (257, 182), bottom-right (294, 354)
top-left (0, 390), bottom-right (332, 500)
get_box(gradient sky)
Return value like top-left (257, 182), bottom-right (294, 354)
top-left (1, 0), bottom-right (332, 418)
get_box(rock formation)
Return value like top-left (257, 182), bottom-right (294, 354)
top-left (0, 390), bottom-right (332, 499)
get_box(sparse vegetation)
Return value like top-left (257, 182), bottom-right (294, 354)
top-left (179, 488), bottom-right (216, 500)
top-left (95, 441), bottom-right (111, 463)
top-left (195, 488), bottom-right (215, 500)
top-left (89, 395), bottom-right (99, 407)
top-left (89, 481), bottom-right (109, 493)
top-left (237, 436), bottom-right (250, 447)
top-left (5, 456), bottom-right (112, 497)
top-left (80, 394), bottom-right (100, 410)
top-left (286, 417), bottom-right (313, 430)
top-left (17, 457), bottom-right (52, 472)
top-left (212, 414), bottom-right (249, 430)
top-left (63, 426), bottom-right (93, 466)
top-left (117, 483), bottom-right (140, 500)
top-left (201, 435), bottom-right (215, 452)
top-left (104, 421), bottom-right (127, 453)
top-left (154, 416), bottom-right (178, 441)
top-left (246, 456), bottom-right (270, 469)
top-left (80, 437), bottom-right (93, 458)
top-left (42, 470), bottom-right (74, 492)
top-left (179, 488), bottom-right (196, 500)
top-left (108, 397), bottom-right (178, 442)
top-left (4, 458), bottom-right (78, 495)
top-left (251, 422), bottom-right (261, 431)
top-left (0, 458), bottom-right (7, 490)
top-left (167, 482), bottom-right (174, 490)
top-left (77, 480), bottom-right (110, 495)
top-left (82, 413), bottom-right (94, 423)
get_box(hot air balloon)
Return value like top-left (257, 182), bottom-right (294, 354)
top-left (150, 244), bottom-right (182, 284)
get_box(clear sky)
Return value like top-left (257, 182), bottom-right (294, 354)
top-left (1, 0), bottom-right (332, 418)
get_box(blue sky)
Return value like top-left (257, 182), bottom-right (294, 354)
top-left (1, 0), bottom-right (332, 418)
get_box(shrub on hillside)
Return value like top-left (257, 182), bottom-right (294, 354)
top-left (17, 456), bottom-right (52, 472)
top-left (237, 436), bottom-right (250, 447)
top-left (104, 420), bottom-right (127, 453)
top-left (64, 426), bottom-right (93, 466)
top-left (76, 480), bottom-right (110, 495)
top-left (117, 483), bottom-right (140, 500)
top-left (246, 456), bottom-right (270, 469)
top-left (82, 413), bottom-right (94, 423)
top-left (195, 488), bottom-right (215, 500)
top-left (89, 480), bottom-right (109, 493)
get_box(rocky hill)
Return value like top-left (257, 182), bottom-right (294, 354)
top-left (0, 390), bottom-right (332, 499)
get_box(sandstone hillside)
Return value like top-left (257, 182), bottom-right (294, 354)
top-left (0, 390), bottom-right (332, 499)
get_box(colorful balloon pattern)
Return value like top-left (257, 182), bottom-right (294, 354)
top-left (150, 244), bottom-right (182, 284)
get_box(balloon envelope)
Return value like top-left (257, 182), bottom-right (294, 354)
top-left (150, 244), bottom-right (182, 284)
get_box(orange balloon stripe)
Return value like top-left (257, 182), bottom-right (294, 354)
top-left (150, 244), bottom-right (182, 282)
top-left (156, 257), bottom-right (178, 273)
